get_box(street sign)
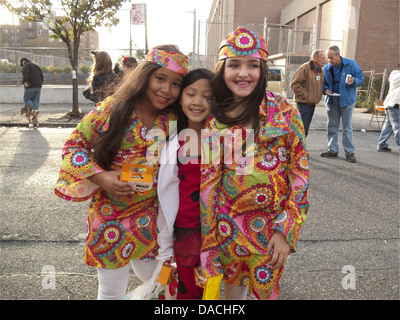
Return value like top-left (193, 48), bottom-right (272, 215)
top-left (131, 3), bottom-right (145, 25)
top-left (42, 10), bottom-right (56, 29)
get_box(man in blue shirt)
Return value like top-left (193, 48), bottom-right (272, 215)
top-left (321, 45), bottom-right (364, 163)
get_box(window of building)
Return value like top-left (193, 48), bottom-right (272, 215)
top-left (303, 31), bottom-right (311, 46)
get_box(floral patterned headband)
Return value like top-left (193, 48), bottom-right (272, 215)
top-left (145, 49), bottom-right (188, 76)
top-left (219, 28), bottom-right (268, 61)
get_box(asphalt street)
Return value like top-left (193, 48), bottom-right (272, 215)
top-left (0, 103), bottom-right (399, 301)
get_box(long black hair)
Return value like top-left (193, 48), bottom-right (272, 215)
top-left (93, 45), bottom-right (186, 171)
top-left (172, 68), bottom-right (214, 133)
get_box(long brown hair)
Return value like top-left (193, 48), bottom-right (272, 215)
top-left (212, 59), bottom-right (268, 134)
top-left (87, 51), bottom-right (114, 85)
top-left (93, 45), bottom-right (185, 171)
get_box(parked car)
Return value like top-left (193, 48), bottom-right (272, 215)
top-left (267, 66), bottom-right (287, 97)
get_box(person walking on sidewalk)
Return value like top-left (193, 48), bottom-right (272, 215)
top-left (321, 45), bottom-right (363, 163)
top-left (377, 67), bottom-right (400, 152)
top-left (290, 49), bottom-right (326, 137)
top-left (20, 57), bottom-right (44, 115)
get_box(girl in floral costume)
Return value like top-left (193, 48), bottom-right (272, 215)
top-left (199, 28), bottom-right (310, 300)
top-left (54, 45), bottom-right (188, 300)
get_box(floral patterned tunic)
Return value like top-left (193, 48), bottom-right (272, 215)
top-left (54, 97), bottom-right (176, 269)
top-left (199, 91), bottom-right (310, 278)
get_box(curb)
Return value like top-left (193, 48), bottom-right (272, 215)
top-left (0, 122), bottom-right (382, 132)
top-left (0, 123), bottom-right (78, 128)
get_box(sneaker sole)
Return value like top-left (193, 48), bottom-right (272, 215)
top-left (320, 153), bottom-right (338, 157)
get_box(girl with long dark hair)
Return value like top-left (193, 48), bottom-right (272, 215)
top-left (55, 45), bottom-right (188, 300)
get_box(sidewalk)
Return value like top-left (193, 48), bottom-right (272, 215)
top-left (1, 101), bottom-right (398, 301)
top-left (310, 103), bottom-right (382, 133)
top-left (0, 103), bottom-right (94, 128)
top-left (0, 102), bottom-right (383, 132)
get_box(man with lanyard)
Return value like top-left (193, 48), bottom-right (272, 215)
top-left (321, 45), bottom-right (363, 163)
top-left (290, 49), bottom-right (326, 137)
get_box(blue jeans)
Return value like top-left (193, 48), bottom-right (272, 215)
top-left (377, 107), bottom-right (400, 150)
top-left (296, 103), bottom-right (316, 137)
top-left (23, 87), bottom-right (42, 111)
top-left (326, 96), bottom-right (355, 156)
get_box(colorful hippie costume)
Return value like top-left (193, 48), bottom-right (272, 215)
top-left (199, 28), bottom-right (309, 299)
top-left (54, 49), bottom-right (188, 270)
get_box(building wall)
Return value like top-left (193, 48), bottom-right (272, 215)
top-left (206, 0), bottom-right (292, 68)
top-left (205, 0), bottom-right (399, 73)
top-left (281, 0), bottom-right (347, 53)
top-left (354, 0), bottom-right (399, 73)
top-left (318, 1), bottom-right (333, 49)
top-left (294, 8), bottom-right (317, 55)
top-left (206, 0), bottom-right (232, 67)
top-left (281, 0), bottom-right (399, 73)
top-left (1, 20), bottom-right (99, 68)
top-left (235, 0), bottom-right (292, 55)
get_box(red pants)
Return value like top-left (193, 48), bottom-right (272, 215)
top-left (174, 226), bottom-right (203, 300)
top-left (176, 264), bottom-right (203, 299)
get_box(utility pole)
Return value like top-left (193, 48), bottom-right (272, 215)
top-left (193, 9), bottom-right (196, 67)
top-left (144, 3), bottom-right (148, 54)
top-left (129, 12), bottom-right (132, 56)
top-left (12, 12), bottom-right (19, 86)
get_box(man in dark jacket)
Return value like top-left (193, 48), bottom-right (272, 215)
top-left (20, 57), bottom-right (44, 113)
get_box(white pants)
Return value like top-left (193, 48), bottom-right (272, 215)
top-left (97, 259), bottom-right (159, 300)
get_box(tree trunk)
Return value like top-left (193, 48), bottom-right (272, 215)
top-left (71, 39), bottom-right (80, 115)
top-left (72, 76), bottom-right (79, 114)
top-left (72, 65), bottom-right (79, 114)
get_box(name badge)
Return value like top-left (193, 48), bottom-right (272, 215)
top-left (316, 76), bottom-right (320, 81)
top-left (120, 164), bottom-right (154, 196)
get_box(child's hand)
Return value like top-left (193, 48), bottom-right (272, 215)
top-left (266, 231), bottom-right (291, 270)
top-left (89, 171), bottom-right (135, 197)
top-left (163, 257), bottom-right (177, 283)
top-left (274, 93), bottom-right (287, 106)
top-left (163, 256), bottom-right (175, 267)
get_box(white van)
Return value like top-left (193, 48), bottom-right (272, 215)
top-left (267, 66), bottom-right (287, 98)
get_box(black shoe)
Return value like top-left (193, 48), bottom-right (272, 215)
top-left (346, 153), bottom-right (356, 163)
top-left (377, 147), bottom-right (392, 152)
top-left (320, 150), bottom-right (338, 157)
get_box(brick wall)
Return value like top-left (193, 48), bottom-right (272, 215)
top-left (355, 0), bottom-right (399, 73)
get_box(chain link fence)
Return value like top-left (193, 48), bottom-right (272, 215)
top-left (198, 20), bottom-right (341, 99)
top-left (356, 69), bottom-right (390, 110)
top-left (0, 47), bottom-right (93, 85)
top-left (0, 48), bottom-right (92, 68)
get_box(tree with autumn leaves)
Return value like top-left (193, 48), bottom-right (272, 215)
top-left (0, 0), bottom-right (128, 115)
